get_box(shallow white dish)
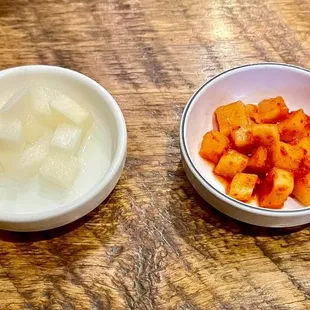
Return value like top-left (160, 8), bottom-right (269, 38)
top-left (180, 63), bottom-right (310, 227)
top-left (0, 65), bottom-right (127, 232)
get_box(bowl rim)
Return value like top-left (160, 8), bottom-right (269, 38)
top-left (180, 62), bottom-right (310, 217)
top-left (0, 65), bottom-right (127, 223)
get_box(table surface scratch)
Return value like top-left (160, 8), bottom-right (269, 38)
top-left (0, 1), bottom-right (310, 309)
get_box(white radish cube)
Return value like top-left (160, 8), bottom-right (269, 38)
top-left (40, 152), bottom-right (80, 188)
top-left (0, 87), bottom-right (30, 120)
top-left (49, 94), bottom-right (92, 129)
top-left (51, 124), bottom-right (82, 154)
top-left (24, 114), bottom-right (52, 144)
top-left (0, 115), bottom-right (25, 150)
top-left (16, 140), bottom-right (50, 180)
top-left (0, 150), bottom-right (20, 175)
top-left (29, 86), bottom-right (61, 128)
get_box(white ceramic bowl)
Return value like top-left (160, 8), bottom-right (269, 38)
top-left (0, 65), bottom-right (127, 232)
top-left (180, 63), bottom-right (310, 228)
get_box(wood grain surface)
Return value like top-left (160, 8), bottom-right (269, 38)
top-left (1, 0), bottom-right (310, 309)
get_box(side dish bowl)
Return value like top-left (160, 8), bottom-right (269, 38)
top-left (180, 63), bottom-right (310, 227)
top-left (0, 65), bottom-right (127, 232)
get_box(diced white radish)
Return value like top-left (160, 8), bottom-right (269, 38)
top-left (24, 114), bottom-right (53, 144)
top-left (0, 87), bottom-right (30, 120)
top-left (0, 150), bottom-right (20, 176)
top-left (28, 86), bottom-right (61, 128)
top-left (51, 123), bottom-right (82, 154)
top-left (39, 152), bottom-right (80, 188)
top-left (15, 140), bottom-right (50, 180)
top-left (49, 93), bottom-right (92, 129)
top-left (0, 115), bottom-right (25, 150)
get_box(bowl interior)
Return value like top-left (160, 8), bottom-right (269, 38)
top-left (0, 67), bottom-right (118, 154)
top-left (0, 66), bottom-right (124, 216)
top-left (184, 64), bottom-right (310, 211)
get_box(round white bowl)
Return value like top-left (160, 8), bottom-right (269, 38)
top-left (0, 65), bottom-right (127, 232)
top-left (180, 63), bottom-right (310, 228)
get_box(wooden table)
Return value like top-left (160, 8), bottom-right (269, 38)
top-left (1, 0), bottom-right (310, 309)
